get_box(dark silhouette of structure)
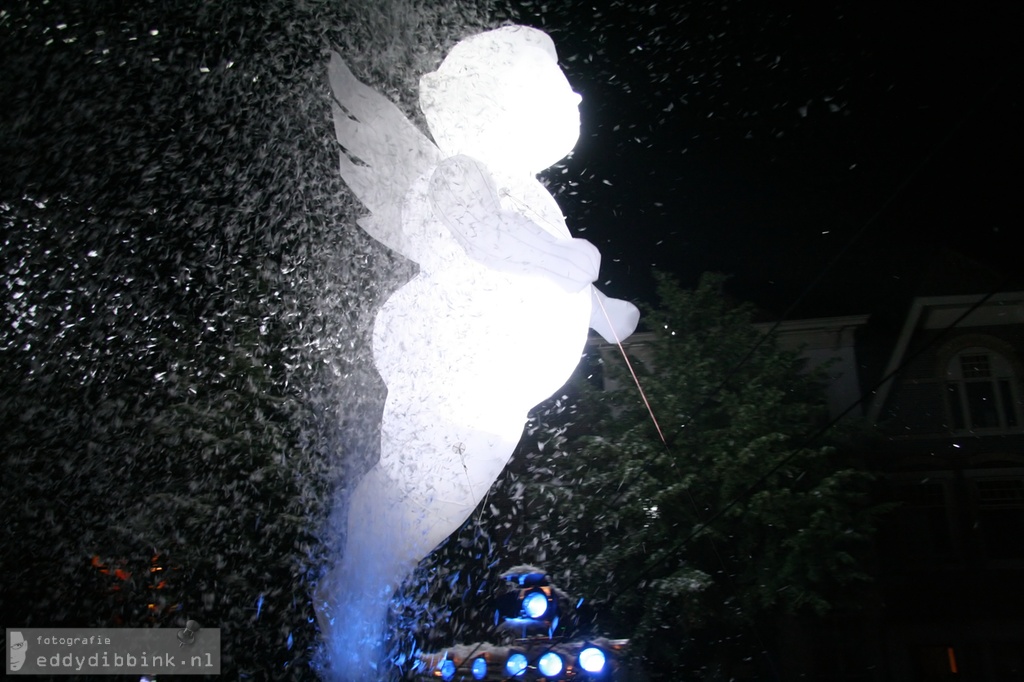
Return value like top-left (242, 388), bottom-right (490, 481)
top-left (587, 289), bottom-right (1024, 680)
top-left (866, 291), bottom-right (1024, 681)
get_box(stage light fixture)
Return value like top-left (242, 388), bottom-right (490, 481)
top-left (522, 590), bottom-right (549, 619)
top-left (578, 646), bottom-right (607, 674)
top-left (506, 652), bottom-right (528, 677)
top-left (537, 651), bottom-right (564, 677)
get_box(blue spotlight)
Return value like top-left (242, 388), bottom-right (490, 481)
top-left (578, 646), bottom-right (607, 674)
top-left (471, 656), bottom-right (487, 680)
top-left (439, 659), bottom-right (456, 681)
top-left (506, 652), bottom-right (528, 677)
top-left (538, 651), bottom-right (563, 677)
top-left (522, 591), bottom-right (549, 619)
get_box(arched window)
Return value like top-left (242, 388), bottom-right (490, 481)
top-left (945, 347), bottom-right (1021, 432)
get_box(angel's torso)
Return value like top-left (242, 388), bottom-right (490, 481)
top-left (374, 160), bottom-right (591, 411)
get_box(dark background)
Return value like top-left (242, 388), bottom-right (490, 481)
top-left (507, 0), bottom-right (1023, 318)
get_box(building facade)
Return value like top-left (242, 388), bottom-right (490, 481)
top-left (584, 293), bottom-right (1024, 680)
top-left (866, 292), bottom-right (1024, 682)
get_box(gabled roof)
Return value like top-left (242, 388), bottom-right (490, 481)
top-left (866, 292), bottom-right (1024, 423)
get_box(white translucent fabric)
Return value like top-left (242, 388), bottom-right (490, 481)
top-left (320, 26), bottom-right (639, 678)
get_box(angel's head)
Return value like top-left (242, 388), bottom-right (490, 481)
top-left (420, 26), bottom-right (581, 175)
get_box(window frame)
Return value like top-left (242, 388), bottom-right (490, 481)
top-left (883, 473), bottom-right (959, 569)
top-left (965, 469), bottom-right (1024, 566)
top-left (942, 344), bottom-right (1023, 435)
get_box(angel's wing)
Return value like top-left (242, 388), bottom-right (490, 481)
top-left (329, 51), bottom-right (442, 260)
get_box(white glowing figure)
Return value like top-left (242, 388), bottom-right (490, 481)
top-left (321, 26), bottom-right (638, 678)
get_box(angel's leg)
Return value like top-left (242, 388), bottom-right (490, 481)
top-left (317, 394), bottom-right (525, 680)
top-left (315, 464), bottom-right (431, 681)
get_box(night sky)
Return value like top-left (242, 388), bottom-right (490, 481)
top-left (0, 4), bottom-right (1019, 676)
top-left (506, 0), bottom-right (1023, 318)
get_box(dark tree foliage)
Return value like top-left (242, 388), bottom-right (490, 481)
top-left (1, 0), bottom-right (498, 678)
top-left (390, 274), bottom-right (880, 680)
top-left (501, 273), bottom-right (882, 680)
top-left (0, 1), bottom-right (879, 679)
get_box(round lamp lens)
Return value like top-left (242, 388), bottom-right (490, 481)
top-left (538, 651), bottom-right (563, 677)
top-left (471, 657), bottom-right (488, 680)
top-left (439, 659), bottom-right (456, 681)
top-left (506, 652), bottom-right (528, 677)
top-left (522, 591), bottom-right (549, 619)
top-left (579, 647), bottom-right (606, 674)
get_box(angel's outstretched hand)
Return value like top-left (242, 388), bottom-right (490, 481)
top-left (590, 288), bottom-right (640, 343)
top-left (429, 155), bottom-right (599, 291)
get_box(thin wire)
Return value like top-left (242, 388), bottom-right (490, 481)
top-left (497, 186), bottom-right (668, 444)
top-left (593, 292), bottom-right (667, 446)
top-left (659, 71), bottom-right (1003, 448)
top-left (429, 274), bottom-right (1002, 679)
top-left (425, 72), bottom-right (1006, 678)
top-left (427, 187), bottom-right (670, 682)
top-left (599, 70), bottom-right (1007, 509)
top-left (595, 285), bottom-right (780, 680)
top-left (610, 284), bottom-right (1003, 598)
top-left (480, 289), bottom-right (1005, 682)
top-left (466, 208), bottom-right (777, 678)
top-left (531, 73), bottom-right (1010, 676)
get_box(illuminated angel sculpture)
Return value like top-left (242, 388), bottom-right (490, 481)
top-left (319, 26), bottom-right (639, 678)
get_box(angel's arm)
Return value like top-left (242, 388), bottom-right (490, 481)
top-left (590, 288), bottom-right (640, 343)
top-left (428, 155), bottom-right (600, 292)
